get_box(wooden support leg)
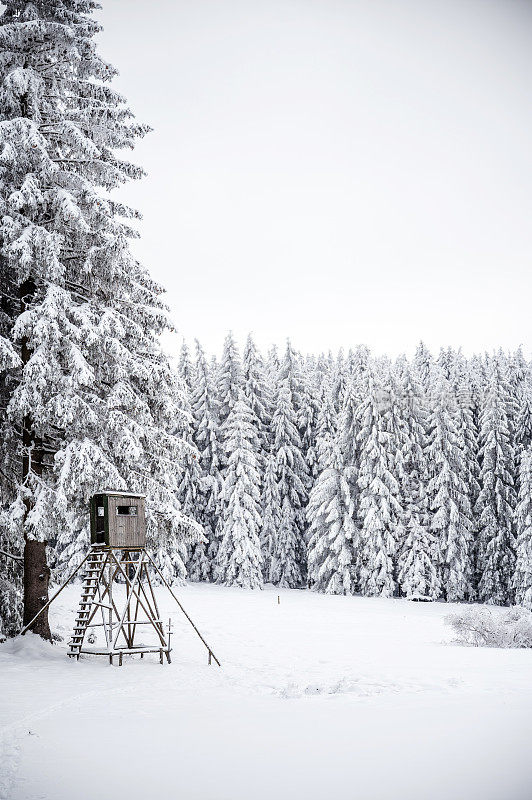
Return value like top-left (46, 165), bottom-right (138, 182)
top-left (166, 650), bottom-right (171, 664)
top-left (109, 655), bottom-right (113, 666)
top-left (119, 653), bottom-right (123, 667)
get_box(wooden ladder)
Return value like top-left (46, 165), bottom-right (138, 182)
top-left (68, 549), bottom-right (106, 659)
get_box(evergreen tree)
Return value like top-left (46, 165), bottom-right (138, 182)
top-left (269, 383), bottom-right (308, 587)
top-left (476, 359), bottom-right (517, 604)
top-left (278, 340), bottom-right (304, 413)
top-left (216, 331), bottom-right (242, 426)
top-left (397, 510), bottom-right (439, 599)
top-left (356, 368), bottom-right (402, 597)
top-left (299, 370), bottom-right (320, 487)
top-left (260, 451), bottom-right (281, 582)
top-left (188, 340), bottom-right (222, 580)
top-left (414, 341), bottom-right (433, 393)
top-left (215, 395), bottom-right (262, 588)
top-left (307, 387), bottom-right (354, 594)
top-left (426, 369), bottom-right (472, 601)
top-left (0, 0), bottom-right (200, 634)
top-left (178, 340), bottom-right (194, 393)
top-left (395, 358), bottom-right (439, 599)
top-left (513, 449), bottom-right (532, 609)
top-left (242, 333), bottom-right (272, 438)
top-left (515, 376), bottom-right (532, 453)
top-left (265, 344), bottom-right (280, 384)
top-left (242, 333), bottom-right (271, 502)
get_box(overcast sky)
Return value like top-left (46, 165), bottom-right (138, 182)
top-left (98, 0), bottom-right (532, 360)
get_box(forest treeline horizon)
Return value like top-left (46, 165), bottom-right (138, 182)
top-left (174, 334), bottom-right (532, 606)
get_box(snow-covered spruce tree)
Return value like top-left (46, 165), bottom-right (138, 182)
top-left (397, 510), bottom-right (439, 600)
top-left (242, 333), bottom-right (271, 482)
top-left (307, 386), bottom-right (354, 594)
top-left (178, 339), bottom-right (194, 394)
top-left (425, 368), bottom-right (474, 601)
top-left (242, 334), bottom-right (271, 440)
top-left (174, 387), bottom-right (203, 582)
top-left (394, 358), bottom-right (440, 599)
top-left (299, 368), bottom-right (321, 487)
top-left (453, 361), bottom-right (481, 524)
top-left (215, 394), bottom-right (262, 588)
top-left (0, 299), bottom-right (23, 636)
top-left (269, 382), bottom-right (308, 588)
top-left (209, 331), bottom-right (243, 570)
top-left (278, 340), bottom-right (304, 413)
top-left (356, 367), bottom-right (402, 597)
top-left (475, 358), bottom-right (517, 604)
top-left (260, 450), bottom-right (281, 582)
top-left (188, 339), bottom-right (222, 581)
top-left (216, 331), bottom-right (242, 427)
top-left (265, 343), bottom-right (280, 384)
top-left (0, 0), bottom-right (200, 635)
top-left (516, 377), bottom-right (532, 453)
top-left (277, 340), bottom-right (310, 527)
top-left (513, 449), bottom-right (532, 609)
top-left (413, 340), bottom-right (434, 394)
top-left (335, 378), bottom-right (363, 586)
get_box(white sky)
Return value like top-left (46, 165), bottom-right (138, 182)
top-left (98, 0), bottom-right (532, 359)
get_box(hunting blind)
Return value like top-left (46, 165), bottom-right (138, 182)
top-left (90, 491), bottom-right (146, 548)
top-left (21, 491), bottom-right (220, 668)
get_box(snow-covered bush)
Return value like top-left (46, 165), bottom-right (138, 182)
top-left (446, 606), bottom-right (532, 648)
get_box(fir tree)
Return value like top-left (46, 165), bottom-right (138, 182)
top-left (395, 358), bottom-right (439, 599)
top-left (515, 377), bottom-right (532, 453)
top-left (242, 333), bottom-right (272, 438)
top-left (476, 359), bottom-right (517, 604)
top-left (356, 368), bottom-right (402, 597)
top-left (307, 388), bottom-right (354, 594)
top-left (217, 331), bottom-right (242, 426)
top-left (397, 509), bottom-right (439, 599)
top-left (188, 340), bottom-right (222, 580)
top-left (178, 340), bottom-right (194, 393)
top-left (513, 449), bottom-right (532, 609)
top-left (426, 369), bottom-right (472, 601)
top-left (414, 341), bottom-right (433, 393)
top-left (269, 383), bottom-right (307, 587)
top-left (215, 395), bottom-right (263, 589)
top-left (0, 0), bottom-right (199, 634)
top-left (260, 451), bottom-right (281, 582)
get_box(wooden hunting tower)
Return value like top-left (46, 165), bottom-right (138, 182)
top-left (90, 491), bottom-right (146, 548)
top-left (22, 492), bottom-right (220, 668)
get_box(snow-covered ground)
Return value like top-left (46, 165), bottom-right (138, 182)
top-left (2, 583), bottom-right (532, 800)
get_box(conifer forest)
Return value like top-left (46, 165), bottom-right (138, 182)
top-left (0, 0), bottom-right (531, 643)
top-left (178, 336), bottom-right (532, 605)
top-left (2, 2), bottom-right (532, 799)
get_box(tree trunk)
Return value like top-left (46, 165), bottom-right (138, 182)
top-left (23, 539), bottom-right (51, 639)
top-left (20, 278), bottom-right (52, 641)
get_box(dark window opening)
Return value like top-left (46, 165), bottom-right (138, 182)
top-left (116, 505), bottom-right (138, 516)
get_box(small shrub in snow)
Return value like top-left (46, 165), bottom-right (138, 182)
top-left (446, 606), bottom-right (532, 648)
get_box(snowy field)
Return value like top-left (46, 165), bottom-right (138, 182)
top-left (2, 584), bottom-right (532, 800)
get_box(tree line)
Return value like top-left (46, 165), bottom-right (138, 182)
top-left (179, 336), bottom-right (532, 607)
